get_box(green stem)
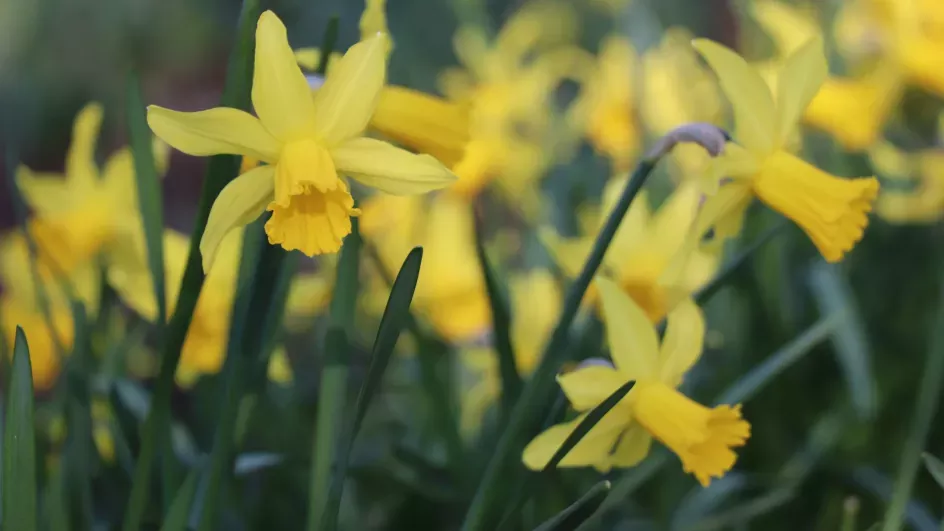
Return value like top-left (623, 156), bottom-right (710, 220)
top-left (460, 157), bottom-right (658, 531)
top-left (121, 1), bottom-right (259, 528)
top-left (882, 278), bottom-right (944, 531)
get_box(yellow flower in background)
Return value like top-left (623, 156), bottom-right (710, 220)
top-left (523, 277), bottom-right (750, 485)
top-left (688, 37), bottom-right (879, 263)
top-left (147, 11), bottom-right (456, 271)
top-left (752, 0), bottom-right (902, 151)
top-left (16, 103), bottom-right (168, 275)
top-left (544, 179), bottom-right (718, 322)
top-left (461, 270), bottom-right (562, 434)
top-left (640, 28), bottom-right (723, 174)
top-left (869, 140), bottom-right (944, 223)
top-left (0, 233), bottom-right (99, 390)
top-left (569, 35), bottom-right (639, 171)
top-left (108, 228), bottom-right (318, 385)
top-left (360, 193), bottom-right (490, 342)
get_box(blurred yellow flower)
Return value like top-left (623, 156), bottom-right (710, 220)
top-left (870, 140), bottom-right (944, 223)
top-left (569, 35), bottom-right (640, 171)
top-left (523, 277), bottom-right (749, 485)
top-left (147, 11), bottom-right (456, 271)
top-left (752, 0), bottom-right (902, 150)
top-left (689, 37), bottom-right (879, 263)
top-left (544, 179), bottom-right (718, 321)
top-left (360, 193), bottom-right (490, 342)
top-left (460, 269), bottom-right (562, 434)
top-left (16, 103), bottom-right (168, 274)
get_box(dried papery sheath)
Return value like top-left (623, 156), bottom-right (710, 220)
top-left (646, 122), bottom-right (729, 160)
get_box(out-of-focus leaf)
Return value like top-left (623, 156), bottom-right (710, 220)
top-left (808, 262), bottom-right (876, 419)
top-left (921, 453), bottom-right (944, 490)
top-left (234, 453), bottom-right (284, 476)
top-left (3, 327), bottom-right (37, 531)
top-left (159, 469), bottom-right (199, 531)
top-left (65, 302), bottom-right (93, 531)
top-left (533, 481), bottom-right (611, 531)
top-left (320, 247), bottom-right (423, 531)
top-left (670, 473), bottom-right (750, 531)
top-left (853, 467), bottom-right (937, 531)
top-left (684, 488), bottom-right (795, 531)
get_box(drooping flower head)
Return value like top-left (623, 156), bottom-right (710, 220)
top-left (686, 36), bottom-right (879, 263)
top-left (523, 277), bottom-right (749, 485)
top-left (147, 11), bottom-right (456, 272)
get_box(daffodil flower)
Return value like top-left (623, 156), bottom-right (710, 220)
top-left (869, 140), bottom-right (944, 224)
top-left (522, 277), bottom-right (750, 485)
top-left (544, 178), bottom-right (718, 321)
top-left (147, 11), bottom-right (456, 272)
top-left (689, 37), bottom-right (879, 263)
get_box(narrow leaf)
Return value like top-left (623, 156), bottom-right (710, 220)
top-left (533, 481), bottom-right (611, 531)
top-left (3, 327), bottom-right (37, 531)
top-left (922, 453), bottom-right (944, 490)
top-left (159, 469), bottom-right (199, 531)
top-left (320, 247), bottom-right (423, 531)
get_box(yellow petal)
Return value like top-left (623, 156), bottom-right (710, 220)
top-left (332, 137), bottom-right (457, 194)
top-left (751, 0), bottom-right (819, 54)
top-left (285, 274), bottom-right (332, 318)
top-left (66, 102), bottom-right (104, 186)
top-left (692, 39), bottom-right (778, 156)
top-left (647, 182), bottom-right (700, 262)
top-left (252, 11), bottom-right (317, 141)
top-left (557, 364), bottom-right (627, 411)
top-left (201, 166), bottom-right (275, 272)
top-left (596, 276), bottom-right (659, 380)
top-left (274, 139), bottom-right (342, 207)
top-left (264, 183), bottom-right (359, 257)
top-left (658, 298), bottom-right (705, 388)
top-left (521, 410), bottom-right (625, 471)
top-left (312, 34), bottom-right (387, 144)
top-left (147, 106), bottom-right (280, 162)
top-left (775, 36), bottom-right (828, 144)
top-left (267, 347), bottom-right (294, 384)
top-left (15, 167), bottom-right (76, 216)
top-left (295, 48), bottom-right (322, 71)
top-left (607, 424), bottom-right (652, 468)
top-left (359, 0), bottom-right (389, 43)
top-left (540, 228), bottom-right (592, 279)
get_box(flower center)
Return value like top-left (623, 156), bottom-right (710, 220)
top-left (264, 180), bottom-right (360, 257)
top-left (632, 381), bottom-right (750, 487)
top-left (752, 150), bottom-right (879, 263)
top-left (273, 138), bottom-right (342, 208)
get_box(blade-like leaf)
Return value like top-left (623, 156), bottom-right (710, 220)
top-left (3, 327), bottom-right (37, 531)
top-left (320, 247), bottom-right (423, 531)
top-left (533, 481), bottom-right (611, 531)
top-left (159, 469), bottom-right (199, 531)
top-left (921, 453), bottom-right (944, 490)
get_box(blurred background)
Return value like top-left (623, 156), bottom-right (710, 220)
top-left (3, 0), bottom-right (944, 529)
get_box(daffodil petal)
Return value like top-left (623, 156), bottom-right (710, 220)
top-left (332, 137), bottom-right (457, 194)
top-left (147, 106), bottom-right (280, 162)
top-left (15, 167), bottom-right (76, 216)
top-left (608, 424), bottom-right (652, 468)
top-left (252, 11), bottom-right (317, 141)
top-left (557, 365), bottom-right (628, 411)
top-left (312, 34), bottom-right (387, 144)
top-left (596, 276), bottom-right (659, 380)
top-left (693, 39), bottom-right (778, 156)
top-left (66, 103), bottom-right (104, 186)
top-left (521, 411), bottom-right (624, 471)
top-left (201, 165), bottom-right (275, 272)
top-left (751, 0), bottom-right (818, 54)
top-left (659, 298), bottom-right (705, 387)
top-left (776, 36), bottom-right (828, 145)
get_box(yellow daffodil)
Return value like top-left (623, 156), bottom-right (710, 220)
top-left (461, 269), bottom-right (562, 434)
top-left (544, 178), bottom-right (718, 322)
top-left (147, 11), bottom-right (456, 272)
top-left (16, 103), bottom-right (168, 274)
top-left (569, 35), bottom-right (640, 171)
top-left (0, 233), bottom-right (99, 390)
top-left (752, 0), bottom-right (902, 150)
top-left (360, 193), bottom-right (490, 342)
top-left (689, 37), bottom-right (879, 263)
top-left (523, 277), bottom-right (750, 485)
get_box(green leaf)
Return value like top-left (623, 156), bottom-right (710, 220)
top-left (319, 247), bottom-right (423, 531)
top-left (307, 220), bottom-right (362, 531)
top-left (462, 157), bottom-right (658, 531)
top-left (693, 220), bottom-right (788, 305)
top-left (473, 209), bottom-right (520, 418)
top-left (533, 481), bottom-right (611, 531)
top-left (64, 302), bottom-right (93, 531)
top-left (3, 327), bottom-right (37, 531)
top-left (159, 469), bottom-right (199, 531)
top-left (126, 72), bottom-right (167, 328)
top-left (121, 0), bottom-right (260, 529)
top-left (922, 453), bottom-right (944, 490)
top-left (315, 16), bottom-right (340, 75)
